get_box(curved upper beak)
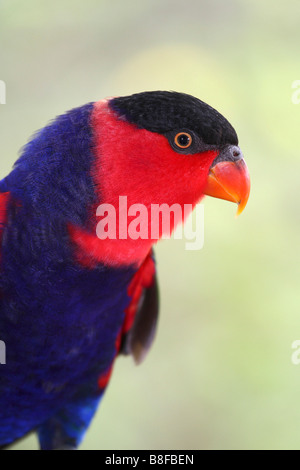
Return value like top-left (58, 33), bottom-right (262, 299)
top-left (204, 146), bottom-right (250, 216)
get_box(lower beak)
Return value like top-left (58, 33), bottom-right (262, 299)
top-left (204, 158), bottom-right (250, 216)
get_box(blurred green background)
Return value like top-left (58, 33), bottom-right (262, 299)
top-left (1, 0), bottom-right (300, 450)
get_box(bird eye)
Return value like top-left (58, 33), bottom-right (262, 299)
top-left (174, 132), bottom-right (192, 149)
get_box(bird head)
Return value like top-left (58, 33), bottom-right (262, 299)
top-left (92, 91), bottom-right (249, 214)
top-left (71, 91), bottom-right (250, 266)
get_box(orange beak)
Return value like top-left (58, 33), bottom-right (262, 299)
top-left (204, 158), bottom-right (250, 216)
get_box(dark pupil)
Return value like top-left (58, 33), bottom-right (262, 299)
top-left (178, 134), bottom-right (189, 146)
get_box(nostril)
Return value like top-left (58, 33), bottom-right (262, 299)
top-left (211, 145), bottom-right (243, 167)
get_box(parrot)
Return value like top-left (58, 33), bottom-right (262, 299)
top-left (0, 91), bottom-right (250, 450)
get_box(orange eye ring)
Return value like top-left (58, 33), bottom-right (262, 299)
top-left (174, 132), bottom-right (193, 149)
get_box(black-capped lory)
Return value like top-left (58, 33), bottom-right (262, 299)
top-left (0, 91), bottom-right (250, 449)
